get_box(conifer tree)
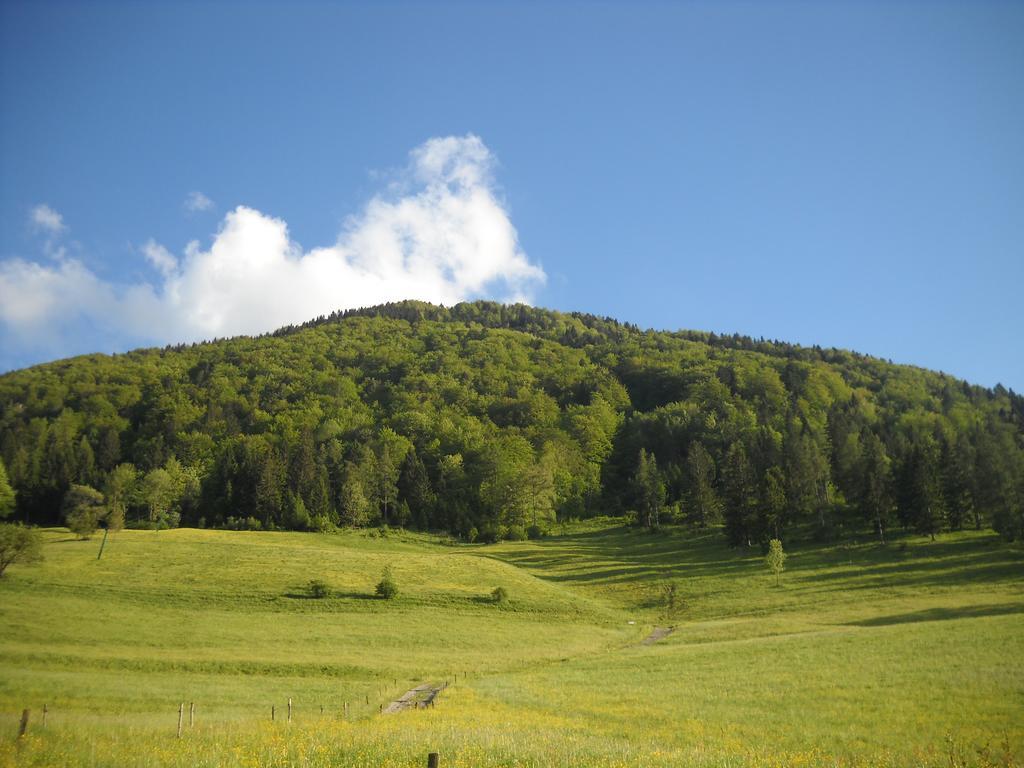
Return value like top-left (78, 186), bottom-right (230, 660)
top-left (684, 442), bottom-right (720, 526)
top-left (633, 448), bottom-right (664, 529)
top-left (722, 442), bottom-right (757, 546)
top-left (859, 432), bottom-right (894, 543)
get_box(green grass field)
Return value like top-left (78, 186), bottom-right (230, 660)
top-left (1, 521), bottom-right (1022, 767)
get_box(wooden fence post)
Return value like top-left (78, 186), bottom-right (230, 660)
top-left (287, 697), bottom-right (292, 722)
top-left (272, 705), bottom-right (275, 721)
top-left (42, 704), bottom-right (47, 728)
top-left (176, 703), bottom-right (183, 739)
top-left (189, 702), bottom-right (194, 728)
top-left (427, 752), bottom-right (440, 768)
top-left (18, 709), bottom-right (29, 738)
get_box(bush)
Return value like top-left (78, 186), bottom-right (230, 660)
top-left (491, 586), bottom-right (509, 604)
top-left (526, 524), bottom-right (544, 540)
top-left (375, 566), bottom-right (398, 599)
top-left (307, 579), bottom-right (330, 599)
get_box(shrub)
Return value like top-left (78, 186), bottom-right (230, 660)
top-left (491, 586), bottom-right (509, 604)
top-left (526, 524), bottom-right (544, 540)
top-left (375, 566), bottom-right (398, 599)
top-left (504, 524), bottom-right (527, 541)
top-left (307, 579), bottom-right (330, 599)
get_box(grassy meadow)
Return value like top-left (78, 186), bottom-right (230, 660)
top-left (0, 521), bottom-right (1022, 767)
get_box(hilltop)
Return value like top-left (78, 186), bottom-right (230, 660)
top-left (0, 301), bottom-right (1021, 546)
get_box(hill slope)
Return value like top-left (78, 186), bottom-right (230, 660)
top-left (1, 521), bottom-right (1021, 767)
top-left (1, 301), bottom-right (1021, 544)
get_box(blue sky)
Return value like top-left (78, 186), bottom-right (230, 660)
top-left (1, 1), bottom-right (1021, 390)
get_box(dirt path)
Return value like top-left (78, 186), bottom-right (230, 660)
top-left (382, 682), bottom-right (444, 713)
top-left (641, 626), bottom-right (675, 645)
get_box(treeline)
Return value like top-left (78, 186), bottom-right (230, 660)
top-left (0, 301), bottom-right (1021, 545)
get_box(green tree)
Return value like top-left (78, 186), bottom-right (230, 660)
top-left (684, 442), bottom-right (720, 527)
top-left (633, 448), bottom-right (665, 529)
top-left (0, 523), bottom-right (43, 577)
top-left (63, 484), bottom-right (106, 539)
top-left (942, 433), bottom-right (975, 531)
top-left (397, 448), bottom-right (435, 528)
top-left (0, 459), bottom-right (15, 518)
top-left (783, 423), bottom-right (832, 530)
top-left (284, 491), bottom-right (311, 530)
top-left (722, 442), bottom-right (757, 546)
top-left (255, 448), bottom-right (285, 528)
top-left (859, 432), bottom-right (894, 543)
top-left (339, 467), bottom-right (370, 526)
top-left (760, 466), bottom-right (787, 540)
top-left (902, 439), bottom-right (947, 540)
top-left (371, 429), bottom-right (407, 525)
top-left (375, 566), bottom-right (398, 599)
top-left (765, 538), bottom-right (786, 586)
top-left (140, 468), bottom-right (179, 528)
top-left (974, 428), bottom-right (1020, 539)
top-left (103, 463), bottom-right (137, 532)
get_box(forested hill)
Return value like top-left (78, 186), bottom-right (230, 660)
top-left (1, 300), bottom-right (1022, 544)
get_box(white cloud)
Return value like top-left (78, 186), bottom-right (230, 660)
top-left (30, 204), bottom-right (65, 234)
top-left (0, 135), bottom-right (546, 367)
top-left (0, 258), bottom-right (111, 328)
top-left (142, 239), bottom-right (178, 278)
top-left (184, 191), bottom-right (214, 213)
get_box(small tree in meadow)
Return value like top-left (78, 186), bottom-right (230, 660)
top-left (63, 485), bottom-right (106, 539)
top-left (765, 538), bottom-right (787, 587)
top-left (0, 524), bottom-right (43, 577)
top-left (375, 566), bottom-right (398, 600)
top-left (491, 586), bottom-right (509, 604)
top-left (662, 581), bottom-right (678, 612)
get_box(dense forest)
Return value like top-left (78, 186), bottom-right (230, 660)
top-left (1, 301), bottom-right (1022, 545)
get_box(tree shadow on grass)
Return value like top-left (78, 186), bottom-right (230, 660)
top-left (847, 602), bottom-right (1024, 627)
top-left (283, 589), bottom-right (377, 600)
top-left (796, 551), bottom-right (1024, 590)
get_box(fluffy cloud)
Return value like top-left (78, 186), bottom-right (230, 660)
top-left (0, 135), bottom-right (545, 369)
top-left (142, 240), bottom-right (178, 278)
top-left (30, 204), bottom-right (65, 234)
top-left (184, 191), bottom-right (214, 212)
